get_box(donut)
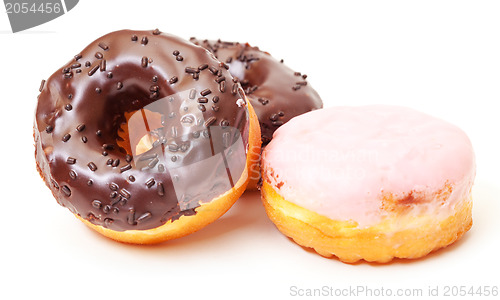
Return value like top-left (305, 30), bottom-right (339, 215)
top-left (261, 105), bottom-right (475, 263)
top-left (189, 38), bottom-right (323, 145)
top-left (189, 38), bottom-right (322, 188)
top-left (34, 29), bottom-right (261, 244)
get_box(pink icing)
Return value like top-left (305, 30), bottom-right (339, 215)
top-left (262, 105), bottom-right (475, 228)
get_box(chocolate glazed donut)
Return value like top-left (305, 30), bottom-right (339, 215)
top-left (34, 29), bottom-right (261, 242)
top-left (189, 38), bottom-right (323, 145)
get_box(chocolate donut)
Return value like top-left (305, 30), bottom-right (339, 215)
top-left (189, 38), bottom-right (323, 145)
top-left (34, 29), bottom-right (261, 243)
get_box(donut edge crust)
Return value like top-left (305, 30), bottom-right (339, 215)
top-left (261, 181), bottom-right (472, 263)
top-left (63, 99), bottom-right (260, 244)
top-left (246, 158), bottom-right (261, 191)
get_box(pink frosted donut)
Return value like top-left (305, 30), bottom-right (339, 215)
top-left (261, 105), bottom-right (475, 263)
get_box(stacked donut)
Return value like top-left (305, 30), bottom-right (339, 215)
top-left (35, 29), bottom-right (475, 263)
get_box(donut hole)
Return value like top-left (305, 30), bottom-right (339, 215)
top-left (135, 134), bottom-right (155, 156)
top-left (116, 109), bottom-right (163, 158)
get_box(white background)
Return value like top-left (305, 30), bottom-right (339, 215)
top-left (1, 0), bottom-right (499, 299)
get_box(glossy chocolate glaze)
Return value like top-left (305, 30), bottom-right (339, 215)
top-left (190, 38), bottom-right (323, 144)
top-left (35, 30), bottom-right (249, 231)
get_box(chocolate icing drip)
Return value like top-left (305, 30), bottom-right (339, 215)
top-left (190, 38), bottom-right (323, 145)
top-left (35, 30), bottom-right (249, 231)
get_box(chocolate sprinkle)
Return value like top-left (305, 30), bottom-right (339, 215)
top-left (100, 60), bottom-right (106, 71)
top-left (120, 164), bottom-right (132, 173)
top-left (112, 159), bottom-right (120, 167)
top-left (136, 212), bottom-right (152, 223)
top-left (219, 81), bottom-right (226, 93)
top-left (92, 200), bottom-right (102, 208)
top-left (76, 124), bottom-right (86, 132)
top-left (204, 116), bottom-right (216, 127)
top-left (88, 65), bottom-right (99, 76)
top-left (157, 182), bottom-right (165, 196)
top-left (109, 183), bottom-right (118, 191)
top-left (51, 180), bottom-right (59, 190)
top-left (61, 185), bottom-right (71, 197)
top-left (148, 157), bottom-right (159, 168)
top-left (231, 83), bottom-right (238, 95)
top-left (102, 143), bottom-right (115, 150)
top-left (208, 66), bottom-right (218, 74)
top-left (169, 76), bottom-right (178, 84)
top-left (258, 98), bottom-right (269, 105)
top-left (146, 178), bottom-right (155, 188)
top-left (128, 209), bottom-right (136, 225)
top-left (141, 56), bottom-right (148, 68)
top-left (119, 189), bottom-right (131, 199)
top-left (200, 88), bottom-right (212, 96)
top-left (98, 42), bottom-right (109, 50)
top-left (189, 89), bottom-right (196, 99)
top-left (185, 67), bottom-right (198, 74)
top-left (87, 162), bottom-right (97, 171)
